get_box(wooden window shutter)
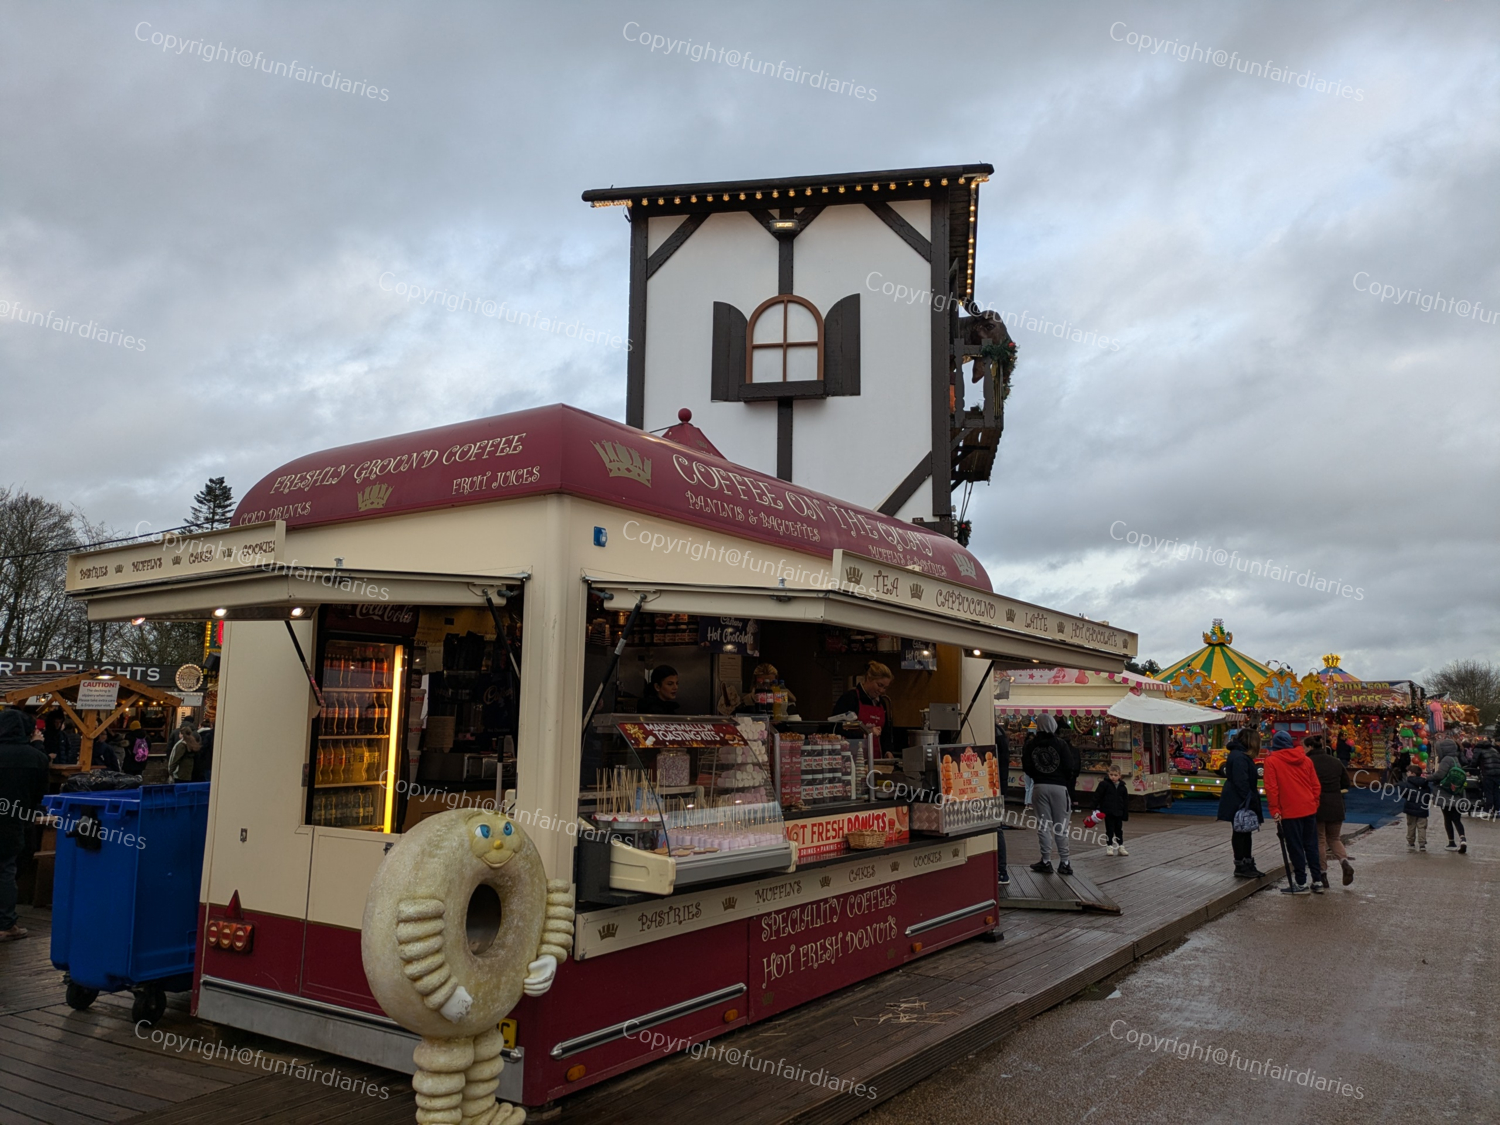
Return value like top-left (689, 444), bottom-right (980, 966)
top-left (823, 293), bottom-right (860, 396)
top-left (711, 301), bottom-right (748, 401)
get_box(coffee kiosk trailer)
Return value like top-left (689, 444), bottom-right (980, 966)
top-left (67, 404), bottom-right (1137, 1106)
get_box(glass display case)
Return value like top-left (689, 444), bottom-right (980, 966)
top-left (309, 638), bottom-right (405, 831)
top-left (581, 715), bottom-right (792, 893)
top-left (772, 723), bottom-right (874, 810)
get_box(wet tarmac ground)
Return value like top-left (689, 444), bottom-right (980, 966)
top-left (856, 816), bottom-right (1500, 1125)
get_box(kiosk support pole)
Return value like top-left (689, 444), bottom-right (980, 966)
top-left (958, 658), bottom-right (998, 739)
top-left (582, 594), bottom-right (646, 728)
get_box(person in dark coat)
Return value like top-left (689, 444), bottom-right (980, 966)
top-left (1388, 747), bottom-right (1412, 788)
top-left (1429, 736), bottom-right (1469, 853)
top-left (91, 726), bottom-right (123, 773)
top-left (1022, 714), bottom-right (1079, 875)
top-left (1307, 735), bottom-right (1354, 887)
top-left (1398, 764), bottom-right (1431, 850)
top-left (191, 725), bottom-right (214, 783)
top-left (0, 708), bottom-right (51, 943)
top-left (1473, 739), bottom-right (1500, 815)
top-left (1092, 765), bottom-right (1130, 856)
top-left (636, 665), bottom-right (681, 714)
top-left (1216, 730), bottom-right (1266, 878)
top-left (119, 720), bottom-right (151, 777)
top-left (1334, 732), bottom-right (1355, 767)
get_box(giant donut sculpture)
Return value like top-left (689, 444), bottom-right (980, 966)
top-left (363, 808), bottom-right (575, 1125)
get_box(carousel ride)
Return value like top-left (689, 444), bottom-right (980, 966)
top-left (1154, 622), bottom-right (1427, 796)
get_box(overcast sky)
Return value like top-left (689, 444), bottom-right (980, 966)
top-left (2, 0), bottom-right (1496, 680)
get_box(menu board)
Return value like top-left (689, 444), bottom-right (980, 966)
top-left (938, 744), bottom-right (1001, 801)
top-left (616, 719), bottom-right (747, 749)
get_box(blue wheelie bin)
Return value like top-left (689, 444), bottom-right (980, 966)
top-left (43, 782), bottom-right (211, 1024)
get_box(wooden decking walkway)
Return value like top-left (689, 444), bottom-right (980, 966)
top-left (0, 910), bottom-right (409, 1125)
top-left (0, 820), bottom-right (1269, 1125)
top-left (999, 864), bottom-right (1121, 913)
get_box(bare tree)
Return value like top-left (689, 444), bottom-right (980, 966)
top-left (0, 489), bottom-right (85, 658)
top-left (121, 620), bottom-right (205, 667)
top-left (1427, 660), bottom-right (1500, 728)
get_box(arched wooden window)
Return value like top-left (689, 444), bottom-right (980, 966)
top-left (746, 295), bottom-right (824, 384)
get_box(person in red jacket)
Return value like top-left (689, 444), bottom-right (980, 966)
top-left (1263, 730), bottom-right (1324, 894)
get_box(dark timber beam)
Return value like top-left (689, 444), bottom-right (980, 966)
top-left (878, 456), bottom-right (932, 516)
top-left (645, 212), bottom-right (710, 279)
top-left (928, 194), bottom-right (952, 525)
top-left (626, 212), bottom-right (648, 429)
top-left (865, 201), bottom-right (931, 261)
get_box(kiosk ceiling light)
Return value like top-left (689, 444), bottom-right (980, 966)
top-left (213, 607), bottom-right (228, 618)
top-left (973, 649), bottom-right (982, 656)
top-left (130, 616), bottom-right (146, 626)
top-left (290, 607), bottom-right (305, 617)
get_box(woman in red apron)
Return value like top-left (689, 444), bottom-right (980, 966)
top-left (833, 661), bottom-right (895, 756)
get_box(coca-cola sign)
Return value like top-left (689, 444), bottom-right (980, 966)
top-left (325, 603), bottom-right (419, 635)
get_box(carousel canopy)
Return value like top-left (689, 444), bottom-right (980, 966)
top-left (1316, 653), bottom-right (1360, 682)
top-left (1157, 619), bottom-right (1274, 692)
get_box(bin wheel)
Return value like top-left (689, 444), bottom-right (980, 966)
top-left (65, 981), bottom-right (99, 1010)
top-left (131, 985), bottom-right (167, 1025)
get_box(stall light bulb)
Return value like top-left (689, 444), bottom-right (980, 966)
top-left (131, 616), bottom-right (146, 626)
top-left (972, 649), bottom-right (982, 656)
top-left (213, 607), bottom-right (228, 618)
top-left (290, 607), bottom-right (305, 617)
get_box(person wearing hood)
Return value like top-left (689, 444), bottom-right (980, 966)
top-left (1216, 729), bottom-right (1266, 878)
top-left (0, 708), bottom-right (51, 942)
top-left (167, 721), bottom-right (201, 782)
top-left (1263, 731), bottom-right (1324, 894)
top-left (1307, 734), bottom-right (1355, 887)
top-left (1022, 713), bottom-right (1079, 875)
top-left (1429, 734), bottom-right (1469, 853)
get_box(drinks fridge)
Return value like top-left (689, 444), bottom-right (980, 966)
top-left (309, 637), bottom-right (406, 831)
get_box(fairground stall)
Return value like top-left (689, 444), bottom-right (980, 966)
top-left (66, 403), bottom-right (1137, 1108)
top-left (995, 667), bottom-right (1225, 809)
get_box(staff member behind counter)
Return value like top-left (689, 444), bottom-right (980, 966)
top-left (637, 665), bottom-right (681, 714)
top-left (833, 660), bottom-right (895, 756)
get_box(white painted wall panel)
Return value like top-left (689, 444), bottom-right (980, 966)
top-left (644, 211), bottom-right (780, 475)
top-left (642, 202), bottom-right (939, 517)
top-left (790, 202), bottom-right (933, 512)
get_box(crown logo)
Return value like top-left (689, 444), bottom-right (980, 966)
top-left (890, 861), bottom-right (901, 873)
top-left (356, 484), bottom-right (393, 511)
top-left (819, 875), bottom-right (832, 888)
top-left (844, 565), bottom-right (863, 586)
top-left (909, 583), bottom-right (925, 600)
top-left (172, 555), bottom-right (182, 564)
top-left (597, 923), bottom-right (618, 940)
top-left (954, 553), bottom-right (976, 578)
top-left (1057, 621), bottom-right (1065, 633)
top-left (115, 564), bottom-right (124, 573)
top-left (721, 896), bottom-right (737, 911)
top-left (1005, 607), bottom-right (1016, 622)
top-left (951, 847), bottom-right (960, 858)
top-left (592, 441), bottom-right (652, 486)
